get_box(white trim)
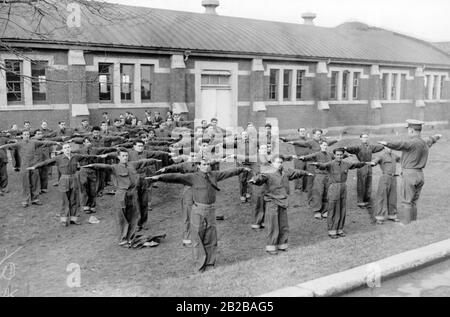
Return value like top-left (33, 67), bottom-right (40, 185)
top-left (195, 61), bottom-right (239, 128)
top-left (327, 67), bottom-right (369, 79)
top-left (425, 99), bottom-right (450, 103)
top-left (381, 99), bottom-right (414, 104)
top-left (0, 53), bottom-right (55, 109)
top-left (329, 100), bottom-right (369, 105)
top-left (0, 103), bottom-right (70, 111)
top-left (264, 64), bottom-right (315, 77)
top-left (380, 68), bottom-right (414, 80)
top-left (85, 57), bottom-right (170, 73)
top-left (238, 101), bottom-right (251, 107)
top-left (87, 102), bottom-right (170, 109)
top-left (265, 100), bottom-right (316, 106)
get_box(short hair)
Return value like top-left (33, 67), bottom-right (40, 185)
top-left (101, 121), bottom-right (107, 125)
top-left (92, 126), bottom-right (101, 132)
top-left (133, 140), bottom-right (145, 146)
top-left (138, 132), bottom-right (147, 138)
top-left (41, 121), bottom-right (48, 125)
top-left (24, 121), bottom-right (30, 125)
top-left (265, 123), bottom-right (272, 129)
top-left (298, 127), bottom-right (306, 132)
top-left (313, 128), bottom-right (323, 135)
top-left (333, 147), bottom-right (345, 154)
top-left (211, 118), bottom-right (218, 122)
top-left (102, 112), bottom-right (109, 115)
top-left (58, 121), bottom-right (65, 125)
top-left (81, 119), bottom-right (88, 122)
top-left (360, 133), bottom-right (369, 138)
top-left (113, 119), bottom-right (120, 123)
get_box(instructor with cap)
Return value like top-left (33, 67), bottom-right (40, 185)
top-left (377, 119), bottom-right (442, 224)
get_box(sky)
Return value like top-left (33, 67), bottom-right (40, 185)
top-left (103, 0), bottom-right (450, 42)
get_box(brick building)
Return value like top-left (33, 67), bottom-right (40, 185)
top-left (1, 0), bottom-right (450, 131)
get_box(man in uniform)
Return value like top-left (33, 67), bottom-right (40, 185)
top-left (378, 120), bottom-right (441, 224)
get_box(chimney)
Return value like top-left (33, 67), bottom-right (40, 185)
top-left (202, 0), bottom-right (219, 15)
top-left (301, 12), bottom-right (317, 25)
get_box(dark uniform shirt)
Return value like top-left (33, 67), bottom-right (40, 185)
top-left (157, 168), bottom-right (245, 205)
top-left (345, 143), bottom-right (384, 162)
top-left (301, 151), bottom-right (335, 174)
top-left (316, 160), bottom-right (367, 183)
top-left (373, 152), bottom-right (400, 175)
top-left (386, 135), bottom-right (439, 169)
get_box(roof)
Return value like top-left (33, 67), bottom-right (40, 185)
top-left (1, 1), bottom-right (450, 67)
top-left (433, 42), bottom-right (450, 55)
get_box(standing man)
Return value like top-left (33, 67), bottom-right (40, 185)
top-left (148, 161), bottom-right (249, 272)
top-left (372, 147), bottom-right (401, 224)
top-left (344, 133), bottom-right (384, 208)
top-left (311, 148), bottom-right (373, 239)
top-left (0, 132), bottom-right (10, 196)
top-left (249, 156), bottom-right (313, 254)
top-left (280, 127), bottom-right (310, 192)
top-left (102, 112), bottom-right (111, 126)
top-left (378, 120), bottom-right (441, 224)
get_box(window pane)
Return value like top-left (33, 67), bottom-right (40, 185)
top-left (352, 72), bottom-right (360, 99)
top-left (141, 64), bottom-right (152, 101)
top-left (32, 61), bottom-right (48, 102)
top-left (342, 71), bottom-right (349, 100)
top-left (330, 71), bottom-right (338, 100)
top-left (5, 60), bottom-right (23, 103)
top-left (400, 74), bottom-right (407, 100)
top-left (121, 64), bottom-right (134, 101)
top-left (391, 74), bottom-right (398, 100)
top-left (440, 75), bottom-right (445, 99)
top-left (433, 75), bottom-right (439, 99)
top-left (98, 63), bottom-right (113, 101)
top-left (381, 73), bottom-right (389, 100)
top-left (283, 70), bottom-right (291, 100)
top-left (296, 70), bottom-right (304, 100)
top-left (269, 69), bottom-right (278, 100)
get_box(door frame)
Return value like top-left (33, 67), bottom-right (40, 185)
top-left (194, 61), bottom-right (238, 128)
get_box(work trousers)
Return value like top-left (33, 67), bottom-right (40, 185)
top-left (39, 166), bottom-right (50, 191)
top-left (181, 187), bottom-right (194, 242)
top-left (115, 189), bottom-right (141, 243)
top-left (374, 175), bottom-right (398, 221)
top-left (400, 169), bottom-right (424, 224)
top-left (190, 203), bottom-right (217, 272)
top-left (137, 180), bottom-right (150, 228)
top-left (0, 162), bottom-right (7, 190)
top-left (78, 169), bottom-right (98, 210)
top-left (293, 159), bottom-right (308, 191)
top-left (265, 200), bottom-right (289, 252)
top-left (21, 169), bottom-right (40, 203)
top-left (356, 165), bottom-right (372, 204)
top-left (327, 183), bottom-right (347, 236)
top-left (252, 185), bottom-right (266, 228)
top-left (59, 175), bottom-right (80, 222)
top-left (238, 162), bottom-right (256, 197)
top-left (310, 173), bottom-right (329, 214)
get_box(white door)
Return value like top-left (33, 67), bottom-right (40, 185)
top-left (200, 73), bottom-right (233, 128)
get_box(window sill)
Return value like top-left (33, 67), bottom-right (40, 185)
top-left (380, 100), bottom-right (413, 104)
top-left (328, 100), bottom-right (369, 105)
top-left (265, 101), bottom-right (315, 106)
top-left (0, 104), bottom-right (70, 111)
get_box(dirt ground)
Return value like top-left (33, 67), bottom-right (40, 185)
top-left (1, 130), bottom-right (449, 297)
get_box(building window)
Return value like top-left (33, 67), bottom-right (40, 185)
top-left (352, 72), bottom-right (360, 99)
top-left (120, 64), bottom-right (134, 101)
top-left (296, 70), bottom-right (304, 100)
top-left (201, 74), bottom-right (230, 86)
top-left (5, 60), bottom-right (23, 104)
top-left (141, 64), bottom-right (152, 101)
top-left (283, 70), bottom-right (291, 100)
top-left (401, 74), bottom-right (407, 100)
top-left (342, 71), bottom-right (349, 100)
top-left (330, 71), bottom-right (339, 100)
top-left (31, 61), bottom-right (48, 102)
top-left (98, 63), bottom-right (113, 102)
top-left (433, 75), bottom-right (439, 99)
top-left (269, 69), bottom-right (278, 100)
top-left (440, 75), bottom-right (445, 99)
top-left (391, 73), bottom-right (398, 100)
top-left (381, 73), bottom-right (389, 100)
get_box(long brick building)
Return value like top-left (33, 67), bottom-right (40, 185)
top-left (1, 0), bottom-right (450, 131)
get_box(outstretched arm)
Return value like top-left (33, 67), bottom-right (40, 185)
top-left (214, 167), bottom-right (249, 182)
top-left (147, 173), bottom-right (193, 186)
top-left (248, 173), bottom-right (268, 186)
top-left (28, 157), bottom-right (57, 170)
top-left (287, 168), bottom-right (313, 180)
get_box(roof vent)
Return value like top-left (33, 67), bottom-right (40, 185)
top-left (301, 12), bottom-right (316, 25)
top-left (202, 0), bottom-right (219, 15)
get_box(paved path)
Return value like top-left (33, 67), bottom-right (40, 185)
top-left (344, 259), bottom-right (450, 297)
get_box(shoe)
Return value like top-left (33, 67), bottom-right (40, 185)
top-left (278, 248), bottom-right (288, 252)
top-left (31, 200), bottom-right (42, 205)
top-left (119, 240), bottom-right (128, 246)
top-left (388, 218), bottom-right (400, 222)
top-left (245, 193), bottom-right (251, 199)
top-left (321, 212), bottom-right (328, 218)
top-left (338, 232), bottom-right (346, 237)
top-left (376, 220), bottom-right (384, 225)
top-left (53, 182), bottom-right (59, 187)
top-left (21, 202), bottom-right (29, 208)
top-left (357, 203), bottom-right (365, 208)
top-left (240, 196), bottom-right (246, 203)
top-left (314, 212), bottom-right (322, 220)
top-left (41, 189), bottom-right (48, 193)
top-left (14, 168), bottom-right (20, 172)
top-left (61, 221), bottom-right (69, 227)
top-left (70, 220), bottom-right (81, 225)
top-left (216, 215), bottom-right (225, 221)
top-left (328, 234), bottom-right (338, 239)
top-left (182, 242), bottom-right (192, 248)
top-left (266, 250), bottom-right (278, 255)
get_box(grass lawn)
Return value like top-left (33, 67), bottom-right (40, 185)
top-left (1, 129), bottom-right (449, 297)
